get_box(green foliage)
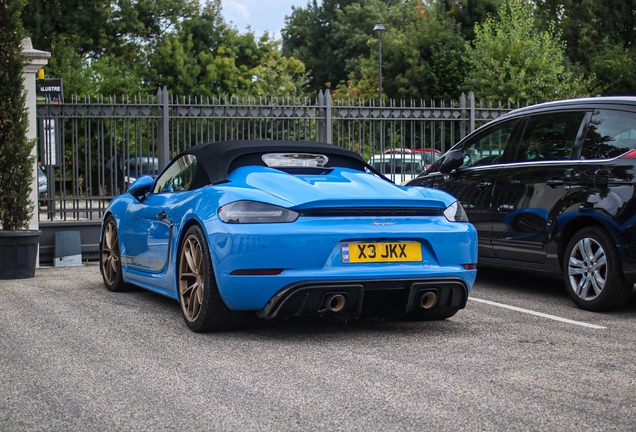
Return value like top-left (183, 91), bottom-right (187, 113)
top-left (437, 0), bottom-right (502, 41)
top-left (535, 0), bottom-right (636, 95)
top-left (23, 1), bottom-right (308, 99)
top-left (146, 4), bottom-right (309, 98)
top-left (248, 49), bottom-right (309, 98)
top-left (283, 0), bottom-right (389, 93)
top-left (19, 0), bottom-right (636, 104)
top-left (23, 0), bottom-right (199, 58)
top-left (23, 0), bottom-right (198, 98)
top-left (22, 0), bottom-right (113, 56)
top-left (383, 1), bottom-right (468, 100)
top-left (46, 37), bottom-right (145, 99)
top-left (588, 45), bottom-right (636, 95)
top-left (464, 0), bottom-right (590, 103)
top-left (45, 38), bottom-right (93, 97)
top-left (0, 0), bottom-right (36, 231)
top-left (333, 0), bottom-right (468, 101)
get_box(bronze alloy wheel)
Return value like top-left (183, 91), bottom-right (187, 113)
top-left (179, 233), bottom-right (205, 323)
top-left (177, 225), bottom-right (253, 332)
top-left (101, 218), bottom-right (120, 286)
top-left (100, 216), bottom-right (129, 292)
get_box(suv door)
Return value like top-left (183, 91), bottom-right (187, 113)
top-left (576, 108), bottom-right (636, 226)
top-left (490, 111), bottom-right (589, 263)
top-left (410, 118), bottom-right (522, 258)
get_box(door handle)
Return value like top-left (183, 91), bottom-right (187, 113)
top-left (545, 178), bottom-right (565, 187)
top-left (595, 169), bottom-right (610, 185)
top-left (157, 211), bottom-right (167, 220)
top-left (497, 204), bottom-right (515, 211)
top-left (477, 181), bottom-right (492, 189)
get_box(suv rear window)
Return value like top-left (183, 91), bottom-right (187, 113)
top-left (513, 112), bottom-right (585, 162)
top-left (581, 110), bottom-right (636, 159)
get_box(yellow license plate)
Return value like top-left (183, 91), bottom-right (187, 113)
top-left (342, 242), bottom-right (421, 263)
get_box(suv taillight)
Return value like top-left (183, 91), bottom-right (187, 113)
top-left (621, 149), bottom-right (636, 158)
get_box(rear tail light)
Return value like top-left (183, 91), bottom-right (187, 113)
top-left (620, 149), bottom-right (636, 158)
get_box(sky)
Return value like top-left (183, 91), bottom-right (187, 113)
top-left (220, 0), bottom-right (310, 39)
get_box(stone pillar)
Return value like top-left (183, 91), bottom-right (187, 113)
top-left (21, 38), bottom-right (50, 232)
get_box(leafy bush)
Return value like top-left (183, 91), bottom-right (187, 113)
top-left (0, 0), bottom-right (36, 231)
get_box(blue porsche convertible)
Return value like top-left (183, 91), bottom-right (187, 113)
top-left (100, 140), bottom-right (477, 332)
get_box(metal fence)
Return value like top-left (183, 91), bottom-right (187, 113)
top-left (36, 88), bottom-right (519, 222)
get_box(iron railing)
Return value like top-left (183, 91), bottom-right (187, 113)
top-left (36, 88), bottom-right (521, 221)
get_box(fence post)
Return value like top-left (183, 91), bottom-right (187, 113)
top-left (316, 90), bottom-right (323, 142)
top-left (324, 89), bottom-right (332, 144)
top-left (469, 91), bottom-right (475, 133)
top-left (157, 86), bottom-right (170, 169)
top-left (317, 90), bottom-right (325, 142)
top-left (460, 93), bottom-right (466, 140)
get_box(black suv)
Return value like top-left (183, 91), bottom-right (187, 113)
top-left (408, 97), bottom-right (636, 311)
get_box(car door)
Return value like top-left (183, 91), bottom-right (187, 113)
top-left (575, 108), bottom-right (636, 224)
top-left (490, 111), bottom-right (589, 263)
top-left (123, 154), bottom-right (198, 274)
top-left (411, 118), bottom-right (522, 258)
top-left (124, 193), bottom-right (174, 273)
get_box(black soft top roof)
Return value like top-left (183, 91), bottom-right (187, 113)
top-left (178, 140), bottom-right (369, 186)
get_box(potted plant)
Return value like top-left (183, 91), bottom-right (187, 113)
top-left (0, 0), bottom-right (41, 279)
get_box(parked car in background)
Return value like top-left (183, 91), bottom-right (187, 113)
top-left (38, 166), bottom-right (47, 198)
top-left (100, 140), bottom-right (477, 332)
top-left (105, 154), bottom-right (159, 195)
top-left (369, 153), bottom-right (424, 184)
top-left (408, 96), bottom-right (636, 312)
top-left (38, 166), bottom-right (48, 205)
top-left (418, 148), bottom-right (442, 168)
top-left (383, 148), bottom-right (441, 169)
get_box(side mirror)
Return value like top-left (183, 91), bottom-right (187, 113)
top-left (439, 149), bottom-right (464, 174)
top-left (128, 175), bottom-right (154, 200)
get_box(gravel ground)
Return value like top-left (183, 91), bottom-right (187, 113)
top-left (1, 264), bottom-right (635, 431)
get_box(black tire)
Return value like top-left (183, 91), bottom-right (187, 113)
top-left (100, 215), bottom-right (131, 292)
top-left (563, 226), bottom-right (633, 311)
top-left (403, 306), bottom-right (460, 321)
top-left (178, 225), bottom-right (254, 332)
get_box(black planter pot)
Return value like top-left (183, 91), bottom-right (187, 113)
top-left (0, 230), bottom-right (41, 279)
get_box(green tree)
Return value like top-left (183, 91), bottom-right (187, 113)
top-left (247, 47), bottom-right (309, 98)
top-left (23, 0), bottom-right (200, 98)
top-left (383, 0), bottom-right (467, 100)
top-left (437, 0), bottom-right (502, 41)
top-left (146, 3), bottom-right (309, 98)
top-left (282, 0), bottom-right (389, 93)
top-left (23, 0), bottom-right (308, 99)
top-left (0, 0), bottom-right (36, 230)
top-left (464, 0), bottom-right (589, 103)
top-left (22, 0), bottom-right (113, 56)
top-left (535, 0), bottom-right (636, 95)
top-left (46, 36), bottom-right (145, 99)
top-left (587, 45), bottom-right (636, 95)
top-left (23, 0), bottom-right (199, 58)
top-left (333, 0), bottom-right (468, 101)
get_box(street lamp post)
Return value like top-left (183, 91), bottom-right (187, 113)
top-left (373, 23), bottom-right (385, 107)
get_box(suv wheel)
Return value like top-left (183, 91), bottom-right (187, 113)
top-left (563, 226), bottom-right (633, 311)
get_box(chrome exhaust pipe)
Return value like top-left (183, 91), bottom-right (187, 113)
top-left (324, 293), bottom-right (347, 313)
top-left (417, 291), bottom-right (437, 310)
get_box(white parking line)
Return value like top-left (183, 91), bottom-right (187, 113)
top-left (468, 297), bottom-right (606, 329)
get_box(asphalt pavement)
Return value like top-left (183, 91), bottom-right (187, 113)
top-left (1, 264), bottom-right (635, 431)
